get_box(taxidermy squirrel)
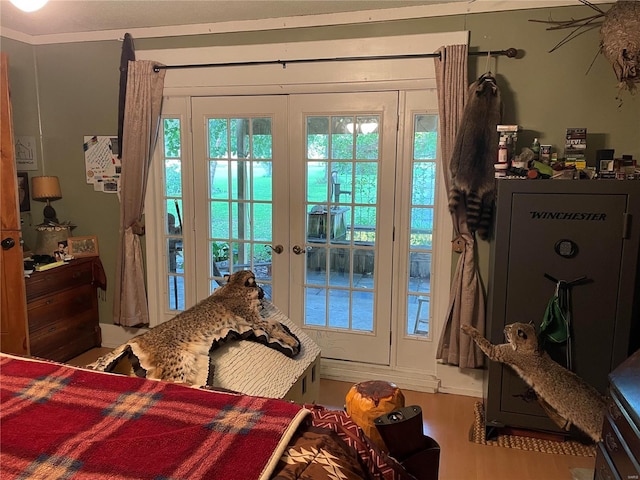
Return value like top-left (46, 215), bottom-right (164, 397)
top-left (448, 72), bottom-right (502, 240)
top-left (461, 322), bottom-right (606, 443)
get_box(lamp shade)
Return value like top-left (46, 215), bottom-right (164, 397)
top-left (31, 176), bottom-right (62, 201)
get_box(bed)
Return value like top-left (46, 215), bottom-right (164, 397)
top-left (0, 352), bottom-right (414, 480)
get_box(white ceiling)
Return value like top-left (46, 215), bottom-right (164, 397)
top-left (0, 0), bottom-right (604, 44)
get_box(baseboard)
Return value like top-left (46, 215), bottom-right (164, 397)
top-left (320, 358), bottom-right (441, 393)
top-left (100, 323), bottom-right (146, 347)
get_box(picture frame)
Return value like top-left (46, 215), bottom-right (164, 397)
top-left (17, 172), bottom-right (30, 212)
top-left (68, 235), bottom-right (99, 258)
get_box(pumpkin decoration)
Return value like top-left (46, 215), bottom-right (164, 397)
top-left (345, 380), bottom-right (405, 451)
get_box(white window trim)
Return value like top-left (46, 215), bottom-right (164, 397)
top-left (103, 31), bottom-right (480, 395)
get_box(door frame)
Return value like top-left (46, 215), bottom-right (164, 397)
top-left (102, 31), bottom-right (467, 391)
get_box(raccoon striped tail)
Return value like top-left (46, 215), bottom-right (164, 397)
top-left (476, 198), bottom-right (494, 240)
top-left (465, 190), bottom-right (483, 233)
top-left (448, 186), bottom-right (462, 213)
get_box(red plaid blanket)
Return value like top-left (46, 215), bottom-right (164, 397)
top-left (0, 353), bottom-right (309, 480)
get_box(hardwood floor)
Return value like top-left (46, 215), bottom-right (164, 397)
top-left (70, 349), bottom-right (595, 480)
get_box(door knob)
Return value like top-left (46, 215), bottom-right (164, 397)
top-left (292, 245), bottom-right (308, 255)
top-left (267, 244), bottom-right (284, 254)
top-left (1, 237), bottom-right (16, 250)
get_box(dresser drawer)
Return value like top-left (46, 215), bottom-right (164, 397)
top-left (608, 391), bottom-right (640, 464)
top-left (28, 284), bottom-right (96, 333)
top-left (29, 308), bottom-right (101, 362)
top-left (26, 260), bottom-right (93, 302)
top-left (595, 442), bottom-right (622, 480)
top-left (602, 414), bottom-right (640, 480)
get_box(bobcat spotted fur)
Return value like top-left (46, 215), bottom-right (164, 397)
top-left (462, 322), bottom-right (606, 442)
top-left (88, 270), bottom-right (300, 387)
top-left (448, 73), bottom-right (502, 239)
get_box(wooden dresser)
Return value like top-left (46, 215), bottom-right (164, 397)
top-left (25, 257), bottom-right (106, 362)
top-left (594, 348), bottom-right (640, 480)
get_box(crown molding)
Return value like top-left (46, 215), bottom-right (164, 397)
top-left (0, 0), bottom-right (611, 46)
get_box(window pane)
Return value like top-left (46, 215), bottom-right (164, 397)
top-left (331, 163), bottom-right (352, 205)
top-left (165, 159), bottom-right (182, 197)
top-left (329, 247), bottom-right (351, 286)
top-left (307, 117), bottom-right (329, 159)
top-left (231, 202), bottom-right (250, 240)
top-left (328, 289), bottom-right (350, 329)
top-left (353, 206), bottom-right (377, 243)
top-left (208, 118), bottom-right (229, 158)
top-left (253, 161), bottom-right (272, 202)
top-left (166, 199), bottom-right (183, 234)
top-left (331, 116), bottom-right (353, 160)
top-left (355, 115), bottom-right (379, 160)
top-left (163, 119), bottom-right (181, 158)
top-left (230, 118), bottom-right (250, 158)
top-left (408, 295), bottom-right (430, 335)
top-left (414, 114), bottom-right (438, 160)
top-left (254, 203), bottom-right (272, 242)
top-left (210, 201), bottom-right (230, 238)
top-left (305, 287), bottom-right (326, 326)
top-left (210, 160), bottom-right (229, 199)
top-left (354, 162), bottom-right (377, 205)
top-left (353, 290), bottom-right (374, 331)
top-left (168, 276), bottom-right (185, 311)
top-left (412, 163), bottom-right (436, 206)
top-left (252, 118), bottom-right (272, 159)
top-left (230, 160), bottom-right (250, 201)
top-left (410, 207), bottom-right (433, 248)
top-left (307, 162), bottom-right (329, 203)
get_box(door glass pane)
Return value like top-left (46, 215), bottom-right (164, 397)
top-left (356, 115), bottom-right (379, 160)
top-left (407, 114), bottom-right (437, 337)
top-left (307, 162), bottom-right (329, 204)
top-left (163, 118), bottom-right (184, 312)
top-left (331, 116), bottom-right (353, 160)
top-left (304, 114), bottom-right (381, 333)
top-left (307, 117), bottom-right (328, 159)
top-left (207, 116), bottom-right (274, 292)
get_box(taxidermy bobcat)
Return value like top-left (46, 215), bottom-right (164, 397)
top-left (461, 322), bottom-right (606, 443)
top-left (88, 270), bottom-right (300, 387)
top-left (448, 72), bottom-right (502, 240)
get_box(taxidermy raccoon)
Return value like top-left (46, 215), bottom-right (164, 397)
top-left (462, 322), bottom-right (606, 443)
top-left (448, 73), bottom-right (502, 239)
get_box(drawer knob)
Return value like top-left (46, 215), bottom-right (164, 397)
top-left (608, 401), bottom-right (622, 420)
top-left (1, 237), bottom-right (16, 250)
top-left (599, 463), bottom-right (613, 480)
top-left (604, 432), bottom-right (619, 452)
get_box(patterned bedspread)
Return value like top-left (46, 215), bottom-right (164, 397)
top-left (0, 353), bottom-right (309, 480)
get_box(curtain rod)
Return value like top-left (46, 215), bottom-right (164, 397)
top-left (152, 48), bottom-right (518, 72)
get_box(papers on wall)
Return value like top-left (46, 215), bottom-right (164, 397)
top-left (15, 136), bottom-right (38, 171)
top-left (83, 136), bottom-right (121, 193)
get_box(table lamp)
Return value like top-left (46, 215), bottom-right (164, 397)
top-left (31, 176), bottom-right (62, 224)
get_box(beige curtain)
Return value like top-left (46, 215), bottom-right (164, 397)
top-left (433, 45), bottom-right (485, 368)
top-left (113, 60), bottom-right (166, 326)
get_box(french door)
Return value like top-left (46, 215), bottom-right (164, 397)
top-left (188, 92), bottom-right (398, 365)
top-left (289, 92), bottom-right (398, 365)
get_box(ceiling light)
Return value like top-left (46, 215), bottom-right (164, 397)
top-left (10, 0), bottom-right (48, 13)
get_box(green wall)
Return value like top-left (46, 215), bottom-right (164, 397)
top-left (3, 4), bottom-right (638, 326)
